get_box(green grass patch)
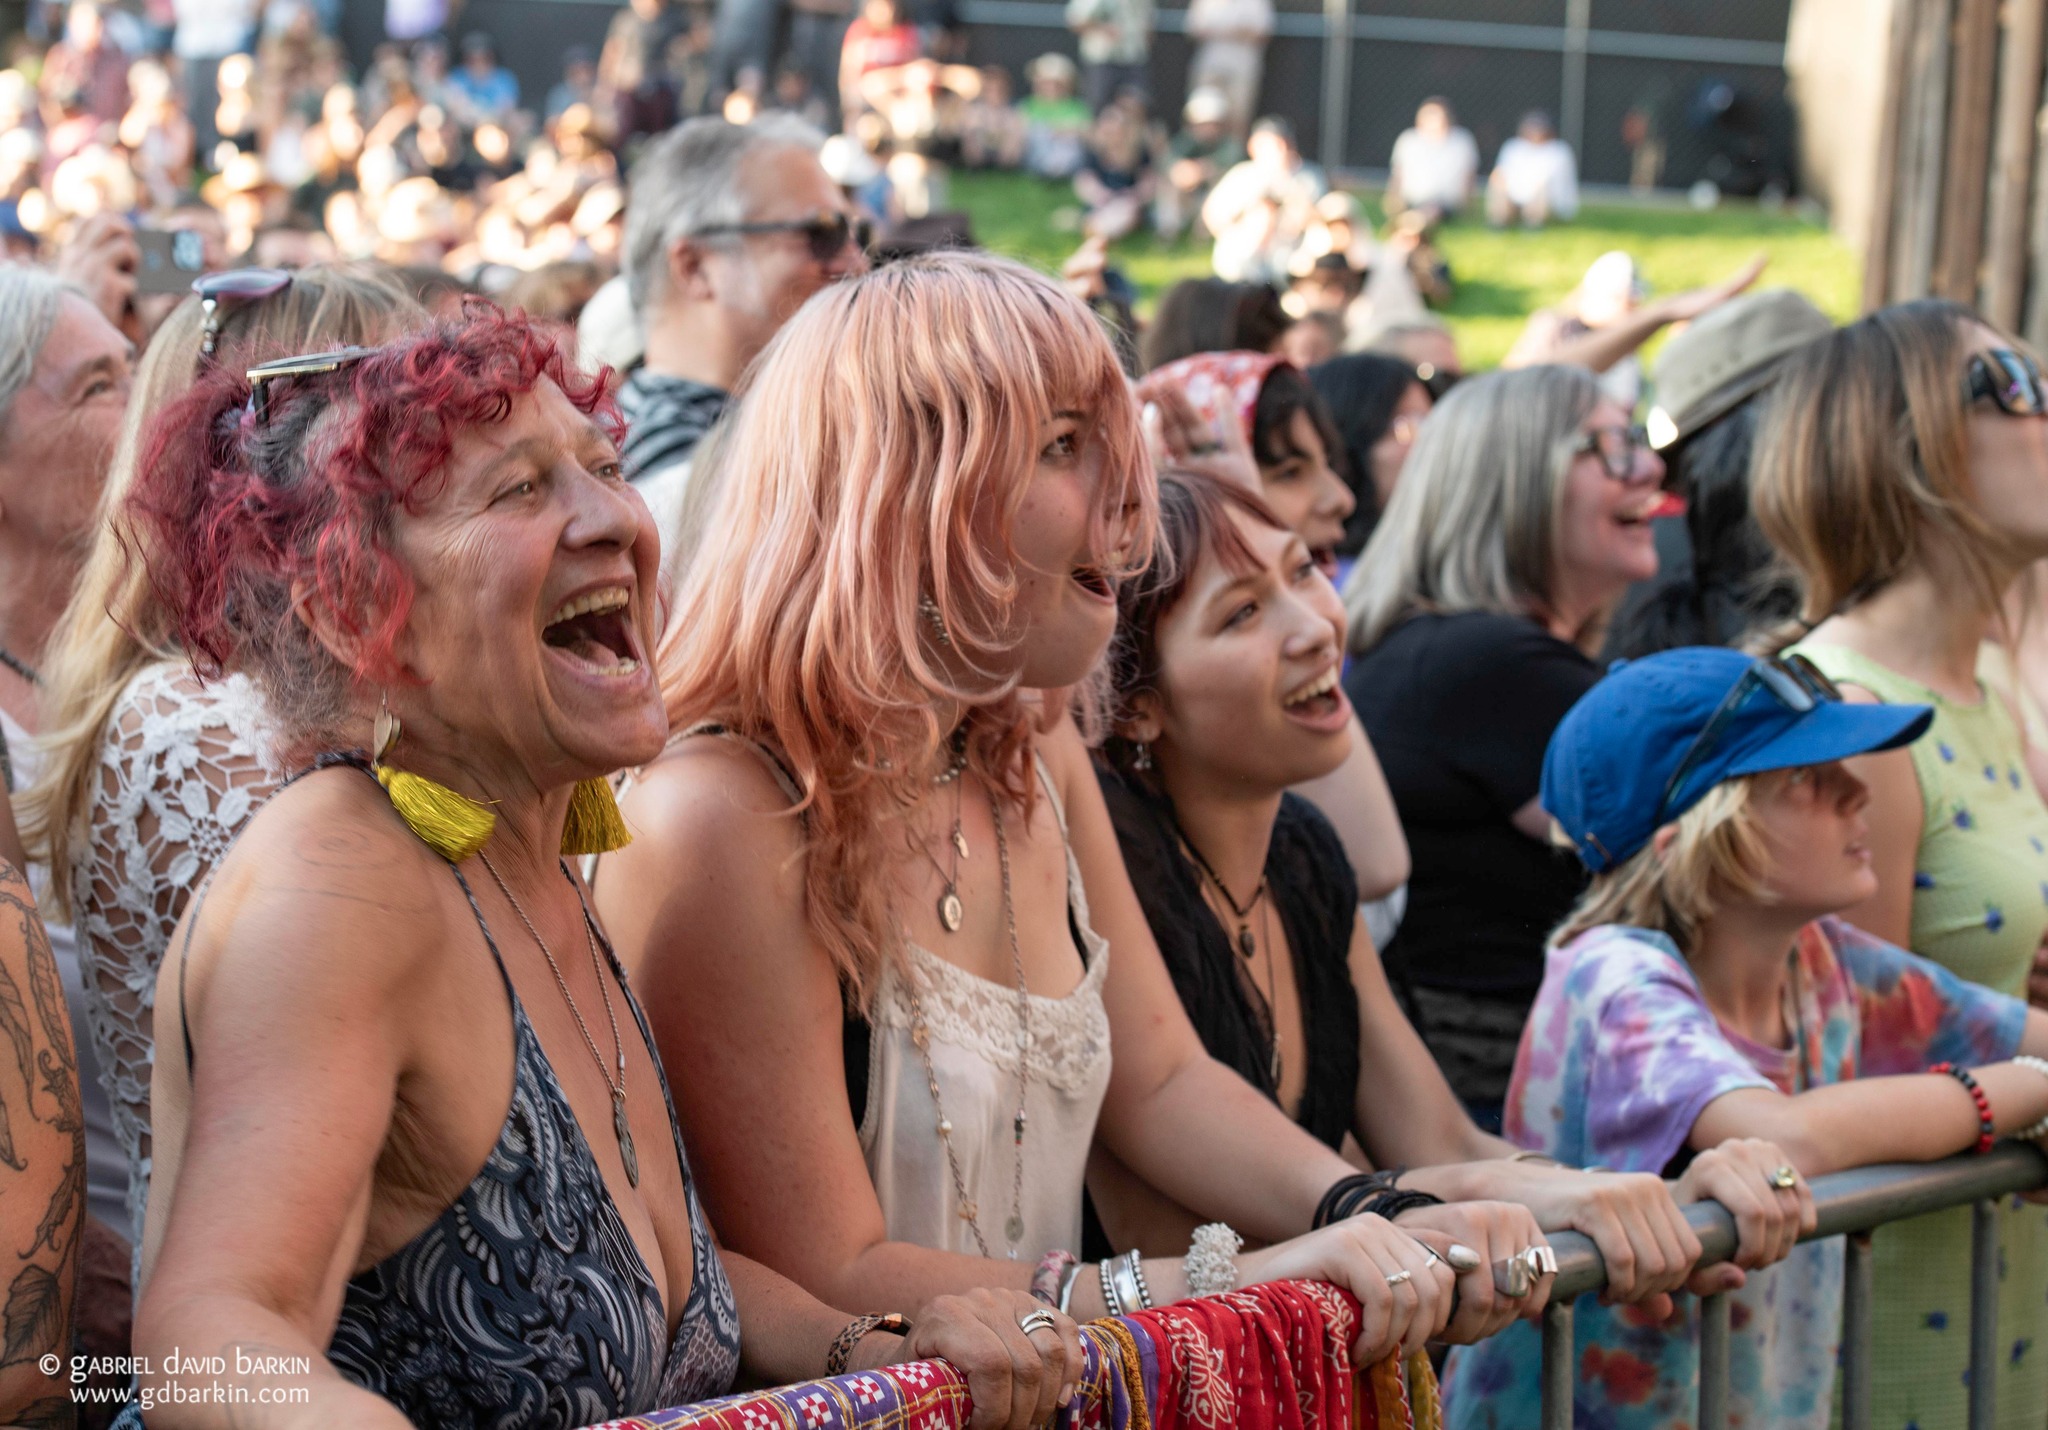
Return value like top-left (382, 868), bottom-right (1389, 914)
top-left (950, 170), bottom-right (1862, 371)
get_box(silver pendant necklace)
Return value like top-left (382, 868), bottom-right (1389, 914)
top-left (925, 731), bottom-right (970, 932)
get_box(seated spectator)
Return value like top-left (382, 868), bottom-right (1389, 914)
top-left (839, 0), bottom-right (922, 122)
top-left (1202, 115), bottom-right (1325, 285)
top-left (600, 250), bottom-right (1557, 1364)
top-left (545, 43), bottom-right (599, 122)
top-left (1064, 0), bottom-right (1150, 113)
top-left (1507, 250), bottom-right (1766, 413)
top-left (42, 0), bottom-right (130, 125)
top-left (958, 65), bottom-right (1026, 169)
top-left (1138, 275), bottom-right (1286, 371)
top-left (1019, 51), bottom-right (1091, 180)
top-left (1486, 109), bottom-right (1577, 229)
top-left (1342, 366), bottom-right (1664, 1131)
top-left (1443, 646), bottom-right (2048, 1430)
top-left (1307, 351), bottom-right (1430, 563)
top-left (1073, 97), bottom-right (1153, 240)
top-left (124, 311), bottom-right (1082, 1424)
top-left (598, 0), bottom-right (687, 141)
top-left (1183, 0), bottom-right (1268, 137)
top-left (444, 31), bottom-right (519, 129)
top-left (1091, 468), bottom-right (1801, 1310)
top-left (1603, 288), bottom-right (1829, 661)
top-left (1154, 86), bottom-right (1240, 240)
top-left (1387, 97), bottom-right (1476, 225)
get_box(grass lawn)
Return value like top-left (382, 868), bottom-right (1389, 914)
top-left (951, 170), bottom-right (1863, 371)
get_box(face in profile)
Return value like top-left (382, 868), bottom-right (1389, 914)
top-left (1555, 397), bottom-right (1664, 602)
top-left (1007, 403), bottom-right (1132, 690)
top-left (1745, 761), bottom-right (1879, 918)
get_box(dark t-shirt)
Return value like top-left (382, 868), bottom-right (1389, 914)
top-left (1345, 610), bottom-right (1595, 999)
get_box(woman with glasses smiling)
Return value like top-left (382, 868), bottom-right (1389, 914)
top-left (1340, 365), bottom-right (1667, 1133)
top-left (1753, 300), bottom-right (2048, 1430)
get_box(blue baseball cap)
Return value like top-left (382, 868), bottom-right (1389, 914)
top-left (1542, 646), bottom-right (1933, 873)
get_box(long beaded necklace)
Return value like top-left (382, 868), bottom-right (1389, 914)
top-left (479, 851), bottom-right (639, 1186)
top-left (903, 777), bottom-right (1033, 1257)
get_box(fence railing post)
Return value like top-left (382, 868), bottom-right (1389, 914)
top-left (1316, 0), bottom-right (1351, 172)
top-left (1841, 1232), bottom-right (1873, 1430)
top-left (1539, 1298), bottom-right (1573, 1430)
top-left (1696, 1292), bottom-right (1730, 1430)
top-left (1970, 1198), bottom-right (1998, 1430)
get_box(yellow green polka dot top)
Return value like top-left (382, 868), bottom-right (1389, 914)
top-left (1791, 642), bottom-right (2048, 998)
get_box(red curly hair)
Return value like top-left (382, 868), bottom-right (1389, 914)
top-left (126, 305), bottom-right (617, 754)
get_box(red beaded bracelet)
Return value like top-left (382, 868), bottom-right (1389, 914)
top-left (1932, 1062), bottom-right (1996, 1155)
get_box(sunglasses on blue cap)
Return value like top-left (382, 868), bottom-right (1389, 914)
top-left (1652, 653), bottom-right (1841, 825)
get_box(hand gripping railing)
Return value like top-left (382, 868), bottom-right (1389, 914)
top-left (1533, 1143), bottom-right (2048, 1430)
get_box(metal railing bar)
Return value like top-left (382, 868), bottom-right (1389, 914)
top-left (1841, 1232), bottom-right (1873, 1430)
top-left (1539, 1300), bottom-right (1573, 1430)
top-left (1544, 1145), bottom-right (2048, 1301)
top-left (1696, 1291), bottom-right (1729, 1430)
top-left (1969, 1198), bottom-right (1998, 1430)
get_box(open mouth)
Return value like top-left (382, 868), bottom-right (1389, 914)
top-left (1281, 664), bottom-right (1345, 722)
top-left (542, 584), bottom-right (642, 676)
top-left (1311, 547), bottom-right (1339, 580)
top-left (1614, 498), bottom-right (1664, 529)
top-left (1071, 565), bottom-right (1116, 602)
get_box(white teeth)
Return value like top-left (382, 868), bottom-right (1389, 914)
top-left (1283, 667), bottom-right (1339, 708)
top-left (545, 585), bottom-right (631, 627)
top-left (571, 654), bottom-right (641, 677)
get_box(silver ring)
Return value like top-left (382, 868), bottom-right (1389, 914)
top-left (1768, 1165), bottom-right (1799, 1191)
top-left (1383, 1269), bottom-right (1414, 1287)
top-left (1420, 1246), bottom-right (1443, 1268)
top-left (1018, 1310), bottom-right (1059, 1337)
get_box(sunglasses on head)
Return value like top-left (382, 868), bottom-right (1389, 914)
top-left (1654, 653), bottom-right (1842, 825)
top-left (1965, 347), bottom-right (2048, 417)
top-left (195, 267), bottom-right (293, 359)
top-left (244, 345), bottom-right (372, 426)
top-left (1574, 422), bottom-right (1652, 479)
top-left (690, 210), bottom-right (873, 263)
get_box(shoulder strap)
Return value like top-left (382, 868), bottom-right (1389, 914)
top-left (680, 722), bottom-right (806, 808)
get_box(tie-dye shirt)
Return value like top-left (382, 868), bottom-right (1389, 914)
top-left (1440, 916), bottom-right (2024, 1430)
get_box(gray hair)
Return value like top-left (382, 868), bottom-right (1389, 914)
top-left (623, 114), bottom-right (828, 310)
top-left (0, 264), bottom-right (69, 440)
top-left (1343, 364), bottom-right (1599, 652)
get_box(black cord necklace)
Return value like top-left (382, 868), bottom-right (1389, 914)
top-left (0, 646), bottom-right (40, 687)
top-left (1172, 815), bottom-right (1269, 960)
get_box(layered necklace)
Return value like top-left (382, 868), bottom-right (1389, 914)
top-left (903, 740), bottom-right (1033, 1257)
top-left (1178, 820), bottom-right (1283, 1089)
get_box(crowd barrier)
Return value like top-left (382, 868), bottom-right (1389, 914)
top-left (1534, 1143), bottom-right (2048, 1430)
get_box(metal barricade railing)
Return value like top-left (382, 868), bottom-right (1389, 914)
top-left (1534, 1143), bottom-right (2048, 1429)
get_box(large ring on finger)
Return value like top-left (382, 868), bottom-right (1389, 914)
top-left (1018, 1309), bottom-right (1059, 1336)
top-left (1491, 1245), bottom-right (1558, 1299)
top-left (1383, 1269), bottom-right (1414, 1287)
top-left (1769, 1165), bottom-right (1799, 1190)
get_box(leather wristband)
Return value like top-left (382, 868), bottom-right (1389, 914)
top-left (827, 1312), bottom-right (911, 1376)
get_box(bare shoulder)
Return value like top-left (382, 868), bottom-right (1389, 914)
top-left (1031, 711), bottom-right (1097, 807)
top-left (616, 735), bottom-right (808, 875)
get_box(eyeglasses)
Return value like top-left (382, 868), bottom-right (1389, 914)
top-left (1654, 653), bottom-right (1842, 824)
top-left (1964, 347), bottom-right (2048, 417)
top-left (689, 210), bottom-right (873, 263)
top-left (194, 267), bottom-right (293, 358)
top-left (244, 346), bottom-right (372, 426)
top-left (1574, 423), bottom-right (1652, 479)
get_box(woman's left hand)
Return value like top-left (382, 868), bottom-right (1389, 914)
top-left (1672, 1138), bottom-right (1815, 1290)
top-left (1392, 1200), bottom-right (1553, 1344)
top-left (889, 1288), bottom-right (1085, 1430)
top-left (1499, 1166), bottom-right (1701, 1313)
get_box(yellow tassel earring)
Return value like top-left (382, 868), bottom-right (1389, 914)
top-left (372, 696), bottom-right (497, 864)
top-left (561, 777), bottom-right (633, 855)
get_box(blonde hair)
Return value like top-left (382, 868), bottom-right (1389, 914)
top-left (657, 250), bottom-right (1154, 1004)
top-left (1753, 299), bottom-right (2025, 637)
top-left (1551, 775), bottom-right (1773, 952)
top-left (20, 265), bottom-right (422, 918)
top-left (1344, 365), bottom-right (1598, 652)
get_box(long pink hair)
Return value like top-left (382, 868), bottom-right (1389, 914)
top-left (658, 250), bottom-right (1154, 1003)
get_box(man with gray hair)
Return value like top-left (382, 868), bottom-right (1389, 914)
top-left (615, 114), bottom-right (868, 538)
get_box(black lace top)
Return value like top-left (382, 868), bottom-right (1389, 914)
top-left (1096, 763), bottom-right (1361, 1148)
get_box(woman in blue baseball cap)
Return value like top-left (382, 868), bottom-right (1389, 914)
top-left (1441, 645), bottom-right (2048, 1430)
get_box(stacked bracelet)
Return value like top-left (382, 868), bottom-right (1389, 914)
top-left (1357, 1188), bottom-right (1445, 1223)
top-left (1933, 1062), bottom-right (1996, 1155)
top-left (1099, 1255), bottom-right (1123, 1316)
top-left (1184, 1223), bottom-right (1244, 1298)
top-left (2013, 1056), bottom-right (2048, 1141)
top-left (827, 1312), bottom-right (912, 1376)
top-left (1099, 1250), bottom-right (1153, 1314)
top-left (1030, 1249), bottom-right (1079, 1306)
top-left (1313, 1171), bottom-right (1398, 1228)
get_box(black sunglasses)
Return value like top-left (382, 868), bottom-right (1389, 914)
top-left (1411, 360), bottom-right (1460, 402)
top-left (1965, 348), bottom-right (2048, 417)
top-left (195, 267), bottom-right (293, 358)
top-left (690, 211), bottom-right (873, 263)
top-left (1654, 654), bottom-right (1842, 824)
top-left (244, 346), bottom-right (373, 426)
top-left (1574, 423), bottom-right (1652, 479)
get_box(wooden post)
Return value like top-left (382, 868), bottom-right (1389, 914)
top-left (1934, 0), bottom-right (2001, 302)
top-left (1986, 0), bottom-right (2048, 327)
top-left (2024, 101), bottom-right (2048, 343)
top-left (1865, 0), bottom-right (1924, 311)
top-left (1894, 0), bottom-right (1953, 301)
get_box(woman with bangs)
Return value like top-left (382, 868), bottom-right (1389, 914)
top-left (1752, 300), bottom-right (2048, 1430)
top-left (602, 248), bottom-right (1626, 1367)
top-left (1441, 646), bottom-right (2048, 1430)
top-left (1088, 468), bottom-right (1807, 1312)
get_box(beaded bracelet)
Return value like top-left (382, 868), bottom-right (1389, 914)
top-left (827, 1312), bottom-right (912, 1376)
top-left (2011, 1056), bottom-right (2048, 1141)
top-left (1099, 1256), bottom-right (1124, 1316)
top-left (1030, 1249), bottom-right (1079, 1306)
top-left (1185, 1223), bottom-right (1244, 1298)
top-left (1126, 1249), bottom-right (1155, 1309)
top-left (1933, 1061), bottom-right (1996, 1155)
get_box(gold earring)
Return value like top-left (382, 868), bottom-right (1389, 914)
top-left (370, 692), bottom-right (497, 863)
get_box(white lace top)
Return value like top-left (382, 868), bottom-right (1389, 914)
top-left (69, 660), bottom-right (284, 1248)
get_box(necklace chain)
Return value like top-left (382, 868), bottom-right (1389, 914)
top-left (1173, 814), bottom-right (1269, 959)
top-left (905, 778), bottom-right (1031, 1257)
top-left (0, 645), bottom-right (41, 687)
top-left (478, 851), bottom-right (638, 1184)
